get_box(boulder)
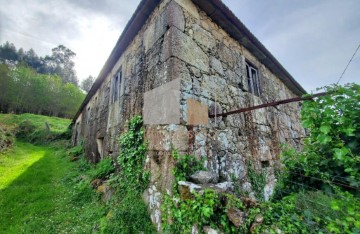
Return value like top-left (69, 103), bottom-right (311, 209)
top-left (190, 171), bottom-right (217, 184)
top-left (97, 183), bottom-right (114, 202)
top-left (227, 207), bottom-right (246, 228)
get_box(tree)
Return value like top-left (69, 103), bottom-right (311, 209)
top-left (23, 48), bottom-right (43, 72)
top-left (0, 63), bottom-right (84, 118)
top-left (81, 75), bottom-right (95, 93)
top-left (0, 64), bottom-right (14, 112)
top-left (0, 42), bottom-right (18, 61)
top-left (44, 45), bottom-right (78, 86)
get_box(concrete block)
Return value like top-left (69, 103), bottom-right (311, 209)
top-left (143, 79), bottom-right (181, 125)
top-left (187, 99), bottom-right (209, 125)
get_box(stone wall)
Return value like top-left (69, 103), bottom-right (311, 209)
top-left (73, 0), bottom-right (305, 232)
top-left (143, 0), bottom-right (305, 231)
top-left (73, 0), bottom-right (180, 162)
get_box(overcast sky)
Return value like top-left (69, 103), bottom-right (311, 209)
top-left (0, 0), bottom-right (359, 92)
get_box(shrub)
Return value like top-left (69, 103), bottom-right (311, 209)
top-left (89, 158), bottom-right (115, 180)
top-left (0, 124), bottom-right (14, 152)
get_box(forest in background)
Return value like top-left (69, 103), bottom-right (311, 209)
top-left (0, 42), bottom-right (95, 118)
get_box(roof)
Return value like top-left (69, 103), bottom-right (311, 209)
top-left (72, 0), bottom-right (306, 123)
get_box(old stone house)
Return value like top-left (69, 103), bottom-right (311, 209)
top-left (72, 0), bottom-right (306, 230)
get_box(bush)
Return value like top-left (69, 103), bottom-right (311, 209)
top-left (89, 158), bottom-right (115, 180)
top-left (0, 124), bottom-right (14, 152)
top-left (263, 84), bottom-right (360, 233)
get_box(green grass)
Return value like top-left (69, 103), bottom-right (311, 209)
top-left (0, 113), bottom-right (71, 144)
top-left (0, 113), bottom-right (71, 133)
top-left (0, 114), bottom-right (155, 233)
top-left (0, 142), bottom-right (46, 189)
top-left (0, 141), bottom-right (106, 233)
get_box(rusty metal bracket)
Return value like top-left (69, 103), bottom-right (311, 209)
top-left (209, 92), bottom-right (328, 118)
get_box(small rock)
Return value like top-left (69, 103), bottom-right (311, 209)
top-left (212, 182), bottom-right (234, 193)
top-left (255, 214), bottom-right (264, 223)
top-left (227, 207), bottom-right (246, 228)
top-left (242, 197), bottom-right (258, 208)
top-left (203, 226), bottom-right (219, 234)
top-left (178, 183), bottom-right (194, 200)
top-left (96, 183), bottom-right (114, 202)
top-left (250, 222), bottom-right (260, 233)
top-left (190, 171), bottom-right (217, 184)
top-left (91, 179), bottom-right (103, 188)
top-left (178, 181), bottom-right (203, 200)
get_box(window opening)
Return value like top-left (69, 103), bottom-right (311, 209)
top-left (112, 69), bottom-right (122, 103)
top-left (86, 107), bottom-right (91, 124)
top-left (96, 137), bottom-right (105, 159)
top-left (246, 62), bottom-right (261, 97)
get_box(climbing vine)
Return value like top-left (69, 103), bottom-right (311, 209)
top-left (117, 115), bottom-right (149, 193)
top-left (246, 160), bottom-right (267, 202)
top-left (102, 116), bottom-right (155, 233)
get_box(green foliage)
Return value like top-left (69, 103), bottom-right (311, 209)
top-left (0, 42), bottom-right (79, 86)
top-left (280, 84), bottom-right (360, 193)
top-left (261, 84), bottom-right (360, 233)
top-left (81, 75), bottom-right (95, 93)
top-left (162, 189), bottom-right (246, 234)
top-left (0, 123), bottom-right (14, 152)
top-left (247, 160), bottom-right (267, 201)
top-left (0, 141), bottom-right (106, 233)
top-left (67, 140), bottom-right (85, 159)
top-left (101, 192), bottom-right (156, 234)
top-left (253, 190), bottom-right (360, 234)
top-left (162, 151), bottom-right (245, 233)
top-left (0, 113), bottom-right (71, 145)
top-left (173, 150), bottom-right (205, 182)
top-left (89, 158), bottom-right (115, 180)
top-left (254, 194), bottom-right (309, 233)
top-left (101, 116), bottom-right (155, 233)
top-left (0, 63), bottom-right (85, 118)
top-left (117, 115), bottom-right (149, 193)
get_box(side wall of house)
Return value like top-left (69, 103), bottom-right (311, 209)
top-left (72, 0), bottom-right (186, 163)
top-left (143, 0), bottom-right (305, 231)
top-left (73, 0), bottom-right (305, 232)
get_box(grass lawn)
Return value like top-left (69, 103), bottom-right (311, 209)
top-left (0, 141), bottom-right (105, 233)
top-left (0, 113), bottom-right (71, 145)
top-left (0, 113), bottom-right (71, 134)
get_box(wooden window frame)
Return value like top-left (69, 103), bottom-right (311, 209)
top-left (246, 61), bottom-right (261, 97)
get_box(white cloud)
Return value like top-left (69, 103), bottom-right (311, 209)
top-left (0, 0), bottom-right (139, 81)
top-left (224, 0), bottom-right (360, 92)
